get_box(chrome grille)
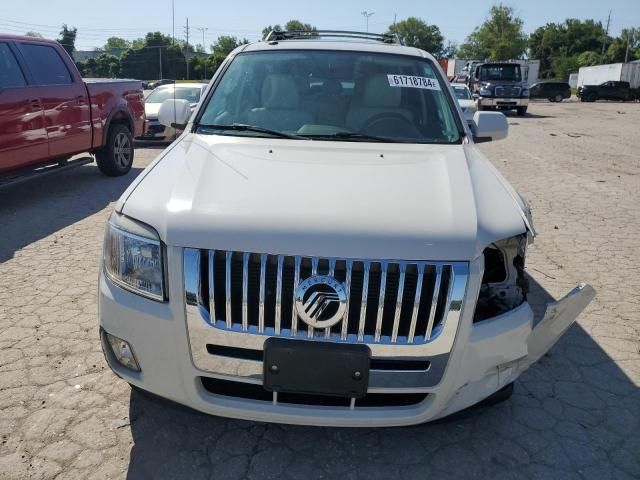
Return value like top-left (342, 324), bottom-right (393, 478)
top-left (495, 86), bottom-right (521, 97)
top-left (190, 250), bottom-right (467, 345)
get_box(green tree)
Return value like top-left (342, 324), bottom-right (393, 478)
top-left (387, 17), bottom-right (444, 56)
top-left (102, 37), bottom-right (131, 51)
top-left (576, 51), bottom-right (601, 67)
top-left (79, 53), bottom-right (121, 78)
top-left (459, 5), bottom-right (527, 60)
top-left (261, 20), bottom-right (315, 39)
top-left (25, 31), bottom-right (43, 38)
top-left (57, 24), bottom-right (77, 57)
top-left (120, 32), bottom-right (186, 80)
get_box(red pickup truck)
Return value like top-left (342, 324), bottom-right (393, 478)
top-left (0, 35), bottom-right (145, 181)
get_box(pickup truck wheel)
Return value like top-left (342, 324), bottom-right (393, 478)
top-left (96, 124), bottom-right (134, 176)
top-left (516, 106), bottom-right (528, 116)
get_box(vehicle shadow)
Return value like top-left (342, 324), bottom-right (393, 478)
top-left (0, 162), bottom-right (143, 263)
top-left (125, 275), bottom-right (639, 479)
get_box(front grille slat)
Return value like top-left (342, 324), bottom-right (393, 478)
top-left (425, 264), bottom-right (443, 340)
top-left (274, 255), bottom-right (284, 334)
top-left (391, 263), bottom-right (406, 342)
top-left (203, 250), bottom-right (465, 345)
top-left (242, 252), bottom-right (249, 331)
top-left (374, 262), bottom-right (388, 342)
top-left (225, 251), bottom-right (232, 328)
top-left (208, 250), bottom-right (215, 325)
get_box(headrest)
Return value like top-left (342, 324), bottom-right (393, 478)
top-left (261, 74), bottom-right (299, 108)
top-left (362, 74), bottom-right (402, 108)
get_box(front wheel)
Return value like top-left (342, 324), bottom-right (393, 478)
top-left (554, 94), bottom-right (563, 102)
top-left (95, 124), bottom-right (134, 176)
top-left (516, 106), bottom-right (528, 116)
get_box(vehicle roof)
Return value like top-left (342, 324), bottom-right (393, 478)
top-left (239, 39), bottom-right (435, 62)
top-left (450, 83), bottom-right (470, 88)
top-left (0, 34), bottom-right (58, 44)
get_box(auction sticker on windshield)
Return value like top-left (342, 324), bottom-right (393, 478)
top-left (387, 74), bottom-right (440, 90)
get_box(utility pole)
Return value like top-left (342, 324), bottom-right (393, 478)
top-left (184, 17), bottom-right (190, 80)
top-left (159, 46), bottom-right (163, 79)
top-left (171, 0), bottom-right (175, 45)
top-left (601, 10), bottom-right (611, 57)
top-left (361, 11), bottom-right (374, 33)
top-left (197, 27), bottom-right (208, 79)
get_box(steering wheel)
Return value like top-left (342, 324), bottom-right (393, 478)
top-left (361, 113), bottom-right (422, 138)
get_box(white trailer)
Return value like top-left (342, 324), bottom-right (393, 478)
top-left (577, 62), bottom-right (640, 88)
top-left (446, 59), bottom-right (470, 79)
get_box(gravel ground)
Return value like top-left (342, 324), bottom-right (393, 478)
top-left (1, 100), bottom-right (639, 479)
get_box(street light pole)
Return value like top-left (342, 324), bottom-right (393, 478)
top-left (361, 11), bottom-right (375, 33)
top-left (197, 27), bottom-right (209, 79)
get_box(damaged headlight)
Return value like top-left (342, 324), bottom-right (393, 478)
top-left (103, 213), bottom-right (165, 301)
top-left (474, 234), bottom-right (529, 322)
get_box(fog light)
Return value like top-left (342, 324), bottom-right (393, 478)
top-left (105, 332), bottom-right (140, 371)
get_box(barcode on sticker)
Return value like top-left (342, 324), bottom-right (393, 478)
top-left (387, 74), bottom-right (440, 90)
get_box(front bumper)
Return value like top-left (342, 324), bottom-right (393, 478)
top-left (98, 247), bottom-right (594, 427)
top-left (478, 97), bottom-right (529, 108)
top-left (135, 118), bottom-right (178, 142)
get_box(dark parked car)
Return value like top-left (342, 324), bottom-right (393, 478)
top-left (577, 81), bottom-right (634, 102)
top-left (529, 81), bottom-right (571, 102)
top-left (149, 79), bottom-right (175, 90)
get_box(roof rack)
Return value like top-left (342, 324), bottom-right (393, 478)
top-left (264, 30), bottom-right (404, 45)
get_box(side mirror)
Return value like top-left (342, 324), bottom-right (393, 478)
top-left (471, 111), bottom-right (508, 143)
top-left (158, 99), bottom-right (192, 130)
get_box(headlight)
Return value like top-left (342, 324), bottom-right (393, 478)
top-left (474, 234), bottom-right (528, 322)
top-left (521, 88), bottom-right (529, 97)
top-left (103, 214), bottom-right (165, 301)
top-left (479, 87), bottom-right (492, 96)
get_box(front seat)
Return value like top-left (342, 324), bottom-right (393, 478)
top-left (346, 73), bottom-right (413, 132)
top-left (248, 74), bottom-right (313, 132)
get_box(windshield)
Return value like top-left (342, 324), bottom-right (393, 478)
top-left (452, 85), bottom-right (472, 100)
top-left (478, 64), bottom-right (521, 82)
top-left (146, 86), bottom-right (203, 104)
top-left (197, 50), bottom-right (461, 144)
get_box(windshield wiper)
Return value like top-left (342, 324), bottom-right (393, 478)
top-left (300, 132), bottom-right (406, 143)
top-left (196, 123), bottom-right (308, 140)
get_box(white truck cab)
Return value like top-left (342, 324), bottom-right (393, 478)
top-left (99, 31), bottom-right (594, 427)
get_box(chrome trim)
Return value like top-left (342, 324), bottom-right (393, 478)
top-left (425, 264), bottom-right (443, 340)
top-left (374, 262), bottom-right (388, 342)
top-left (408, 263), bottom-right (425, 342)
top-left (274, 255), bottom-right (284, 334)
top-left (341, 259), bottom-right (353, 341)
top-left (225, 251), bottom-right (232, 328)
top-left (258, 253), bottom-right (267, 333)
top-left (208, 250), bottom-right (215, 325)
top-left (185, 248), bottom-right (470, 389)
top-left (358, 261), bottom-right (371, 341)
top-left (242, 252), bottom-right (249, 332)
top-left (291, 256), bottom-right (301, 336)
top-left (391, 263), bottom-right (406, 343)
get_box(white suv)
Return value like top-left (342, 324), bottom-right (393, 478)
top-left (99, 31), bottom-right (594, 427)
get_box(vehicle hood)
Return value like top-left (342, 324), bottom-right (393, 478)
top-left (119, 134), bottom-right (528, 261)
top-left (145, 103), bottom-right (161, 120)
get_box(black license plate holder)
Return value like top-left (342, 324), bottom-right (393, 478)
top-left (263, 338), bottom-right (370, 398)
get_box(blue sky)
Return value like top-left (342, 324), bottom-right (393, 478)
top-left (0, 0), bottom-right (638, 51)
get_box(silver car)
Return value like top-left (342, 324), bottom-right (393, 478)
top-left (138, 83), bottom-right (207, 142)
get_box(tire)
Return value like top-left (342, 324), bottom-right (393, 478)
top-left (479, 382), bottom-right (514, 406)
top-left (554, 94), bottom-right (563, 102)
top-left (516, 106), bottom-right (527, 116)
top-left (548, 97), bottom-right (556, 103)
top-left (95, 124), bottom-right (134, 176)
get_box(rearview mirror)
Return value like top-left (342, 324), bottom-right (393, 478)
top-left (471, 111), bottom-right (508, 143)
top-left (158, 99), bottom-right (192, 130)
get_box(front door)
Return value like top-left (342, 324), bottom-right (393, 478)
top-left (16, 42), bottom-right (91, 158)
top-left (0, 42), bottom-right (48, 174)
